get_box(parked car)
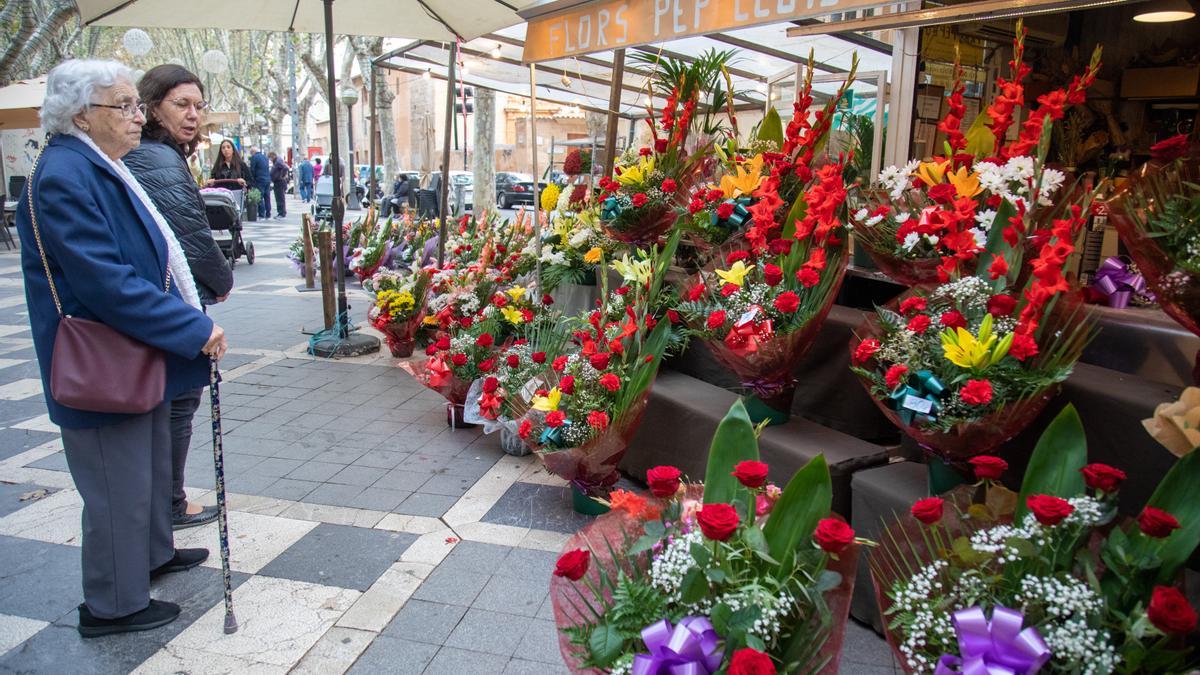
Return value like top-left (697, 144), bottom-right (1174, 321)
top-left (495, 172), bottom-right (534, 208)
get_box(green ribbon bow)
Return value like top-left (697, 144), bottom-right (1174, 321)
top-left (601, 196), bottom-right (622, 221)
top-left (540, 421), bottom-right (569, 448)
top-left (887, 369), bottom-right (945, 426)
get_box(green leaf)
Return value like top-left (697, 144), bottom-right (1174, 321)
top-left (709, 602), bottom-right (733, 634)
top-left (1016, 404), bottom-right (1087, 521)
top-left (690, 541), bottom-right (712, 567)
top-left (705, 567), bottom-right (727, 583)
top-left (680, 567), bottom-right (708, 605)
top-left (762, 454), bottom-right (832, 561)
top-left (758, 107), bottom-right (784, 147)
top-left (978, 198), bottom-right (1022, 292)
top-left (780, 191), bottom-right (808, 245)
top-left (627, 534), bottom-right (660, 556)
top-left (815, 570), bottom-right (843, 593)
top-left (1128, 450), bottom-right (1200, 583)
top-left (644, 520), bottom-right (666, 538)
top-left (745, 633), bottom-right (767, 652)
top-left (743, 525), bottom-right (770, 556)
top-left (703, 400), bottom-right (759, 504)
top-left (587, 624), bottom-right (626, 667)
top-left (964, 110), bottom-right (996, 159)
top-left (728, 606), bottom-right (761, 633)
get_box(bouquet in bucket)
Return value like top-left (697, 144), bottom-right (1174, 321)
top-left (1108, 136), bottom-right (1200, 383)
top-left (367, 268), bottom-right (431, 357)
top-left (597, 50), bottom-right (737, 246)
top-left (849, 25), bottom-right (1100, 287)
top-left (535, 209), bottom-right (618, 292)
top-left (550, 399), bottom-right (864, 674)
top-left (403, 315), bottom-right (510, 428)
top-left (872, 403), bottom-right (1200, 674)
top-left (512, 233), bottom-right (681, 497)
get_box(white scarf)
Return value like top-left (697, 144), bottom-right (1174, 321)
top-left (68, 129), bottom-right (203, 309)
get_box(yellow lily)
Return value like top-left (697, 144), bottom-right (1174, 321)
top-left (506, 285), bottom-right (527, 302)
top-left (716, 154), bottom-right (765, 198)
top-left (947, 167), bottom-right (984, 199)
top-left (500, 306), bottom-right (525, 325)
top-left (940, 314), bottom-right (1013, 370)
top-left (715, 261), bottom-right (752, 288)
top-left (583, 246), bottom-right (603, 264)
top-left (531, 387), bottom-right (562, 411)
top-left (616, 156), bottom-right (655, 188)
top-left (914, 160), bottom-right (950, 187)
top-left (611, 254), bottom-right (652, 285)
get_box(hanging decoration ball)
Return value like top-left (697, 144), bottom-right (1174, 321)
top-left (201, 50), bottom-right (229, 75)
top-left (122, 29), bottom-right (153, 58)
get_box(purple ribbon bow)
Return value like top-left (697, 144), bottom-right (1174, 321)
top-left (1092, 256), bottom-right (1146, 309)
top-left (631, 616), bottom-right (723, 675)
top-left (935, 606), bottom-right (1050, 675)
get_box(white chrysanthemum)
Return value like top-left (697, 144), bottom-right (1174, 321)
top-left (1038, 169), bottom-right (1066, 205)
top-left (903, 232), bottom-right (921, 251)
top-left (568, 228), bottom-right (593, 248)
top-left (975, 209), bottom-right (997, 231)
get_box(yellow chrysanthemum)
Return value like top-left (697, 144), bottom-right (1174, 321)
top-left (541, 184), bottom-right (561, 212)
top-left (940, 314), bottom-right (1013, 370)
top-left (616, 156), bottom-right (655, 188)
top-left (500, 306), bottom-right (525, 325)
top-left (611, 254), bottom-right (652, 285)
top-left (715, 261), bottom-right (752, 287)
top-left (583, 247), bottom-right (603, 264)
top-left (506, 286), bottom-right (526, 302)
top-left (947, 167), bottom-right (983, 199)
top-left (914, 160), bottom-right (950, 187)
top-left (531, 387), bottom-right (562, 411)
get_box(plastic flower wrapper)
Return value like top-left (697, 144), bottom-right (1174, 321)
top-left (850, 24), bottom-right (1101, 287)
top-left (1143, 386), bottom-right (1200, 458)
top-left (551, 400), bottom-right (862, 674)
top-left (850, 193), bottom-right (1097, 463)
top-left (286, 224), bottom-right (319, 277)
top-left (871, 404), bottom-right (1200, 674)
top-left (348, 209), bottom-right (399, 283)
top-left (368, 268), bottom-right (432, 358)
top-left (436, 212), bottom-right (536, 281)
top-left (1108, 139), bottom-right (1200, 382)
top-left (536, 209), bottom-right (619, 292)
top-left (597, 51), bottom-right (740, 246)
top-left (401, 314), bottom-right (513, 427)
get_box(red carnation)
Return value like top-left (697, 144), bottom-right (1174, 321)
top-left (716, 202), bottom-right (734, 220)
top-left (885, 364), bottom-right (909, 389)
top-left (552, 355), bottom-right (568, 372)
top-left (518, 418), bottom-right (532, 439)
top-left (554, 549), bottom-right (590, 581)
top-left (940, 310), bottom-right (968, 329)
top-left (646, 466), bottom-right (682, 498)
top-left (731, 460), bottom-right (769, 489)
top-left (686, 283), bottom-right (705, 302)
top-left (599, 373), bottom-right (620, 392)
top-left (911, 497), bottom-right (944, 525)
top-left (707, 310), bottom-right (727, 330)
top-left (435, 335), bottom-right (451, 350)
top-left (728, 648), bottom-right (776, 675)
top-left (1009, 333), bottom-right (1039, 361)
top-left (774, 291), bottom-right (800, 313)
top-left (1026, 494), bottom-right (1074, 526)
top-left (589, 353), bottom-right (611, 370)
top-left (907, 314), bottom-right (931, 333)
top-left (559, 375), bottom-right (575, 395)
top-left (532, 351), bottom-right (547, 364)
top-left (960, 379), bottom-right (994, 406)
top-left (763, 264), bottom-right (783, 287)
top-left (639, 147), bottom-right (652, 157)
top-left (726, 250), bottom-right (750, 265)
top-left (476, 333), bottom-right (495, 347)
top-left (797, 267), bottom-right (820, 288)
top-left (506, 354), bottom-right (520, 368)
top-left (900, 297), bottom-right (927, 316)
top-left (928, 182), bottom-right (957, 203)
top-left (542, 293), bottom-right (554, 306)
top-left (587, 410), bottom-right (610, 430)
top-left (492, 294), bottom-right (508, 308)
top-left (852, 338), bottom-right (880, 366)
top-left (721, 283), bottom-right (739, 297)
top-left (424, 344), bottom-right (438, 356)
top-left (1138, 506), bottom-right (1181, 538)
top-left (631, 193), bottom-right (649, 208)
top-left (545, 410), bottom-right (566, 427)
top-left (814, 518), bottom-right (855, 554)
top-left (661, 178), bottom-right (678, 193)
top-left (697, 503), bottom-right (740, 541)
top-left (1148, 586), bottom-right (1198, 635)
top-left (521, 308), bottom-right (534, 323)
top-left (969, 455), bottom-right (1007, 480)
top-left (451, 353), bottom-right (468, 367)
top-left (987, 294), bottom-right (1017, 317)
top-left (1081, 463), bottom-right (1126, 493)
top-left (667, 309), bottom-right (681, 324)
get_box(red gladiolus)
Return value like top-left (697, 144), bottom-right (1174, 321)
top-left (545, 410), bottom-right (566, 427)
top-left (1080, 463), bottom-right (1126, 493)
top-left (587, 410), bottom-right (610, 430)
top-left (559, 375), bottom-right (576, 395)
top-left (518, 418), bottom-right (533, 439)
top-left (814, 518), bottom-right (855, 554)
top-left (768, 238), bottom-right (794, 255)
top-left (1138, 506), bottom-right (1181, 538)
top-left (989, 255), bottom-right (1009, 280)
top-left (987, 294), bottom-right (1017, 317)
top-left (697, 503), bottom-right (740, 541)
top-left (1026, 494), bottom-right (1074, 526)
top-left (852, 339), bottom-right (880, 366)
top-left (532, 352), bottom-right (547, 364)
top-left (554, 549), bottom-right (590, 581)
top-left (451, 353), bottom-right (468, 367)
top-left (911, 497), bottom-right (945, 525)
top-left (599, 373), bottom-right (621, 392)
top-left (639, 147), bottom-right (652, 157)
top-left (707, 310), bottom-right (727, 330)
top-left (728, 648), bottom-right (776, 675)
top-left (763, 264), bottom-right (783, 287)
top-left (885, 364), bottom-right (909, 389)
top-left (646, 465), bottom-right (682, 498)
top-left (969, 455), bottom-right (1007, 480)
top-left (774, 291), bottom-right (800, 314)
top-left (1148, 586), bottom-right (1198, 635)
top-left (940, 310), bottom-right (968, 329)
top-left (960, 379), bottom-right (994, 406)
top-left (589, 353), bottom-right (610, 370)
top-left (907, 314), bottom-right (931, 333)
top-left (732, 460), bottom-right (769, 489)
top-left (631, 193), bottom-right (649, 208)
top-left (552, 355), bottom-right (568, 372)
top-left (655, 138), bottom-right (668, 153)
top-left (900, 297), bottom-right (927, 316)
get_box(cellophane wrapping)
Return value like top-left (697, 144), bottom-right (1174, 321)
top-left (533, 390), bottom-right (651, 497)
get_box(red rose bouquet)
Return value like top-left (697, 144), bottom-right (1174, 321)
top-left (1108, 137), bottom-right (1200, 382)
top-left (872, 404), bottom-right (1200, 674)
top-left (402, 316), bottom-right (508, 428)
top-left (550, 400), bottom-right (862, 674)
top-left (367, 268), bottom-right (431, 357)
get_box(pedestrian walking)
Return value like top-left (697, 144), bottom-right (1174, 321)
top-left (248, 145), bottom-right (271, 218)
top-left (313, 156), bottom-right (323, 182)
top-left (269, 151), bottom-right (289, 218)
top-left (209, 139), bottom-right (250, 188)
top-left (297, 156), bottom-right (314, 203)
top-left (17, 59), bottom-right (227, 637)
top-left (124, 63), bottom-right (235, 531)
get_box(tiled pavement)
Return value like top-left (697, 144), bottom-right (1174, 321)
top-left (0, 197), bottom-right (899, 673)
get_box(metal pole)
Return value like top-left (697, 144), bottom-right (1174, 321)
top-left (603, 49), bottom-right (625, 179)
top-left (437, 41), bottom-right (458, 267)
top-left (322, 0), bottom-right (349, 337)
top-left (369, 62), bottom-right (379, 209)
top-left (287, 32), bottom-right (300, 163)
top-left (346, 100), bottom-right (356, 210)
top-left (529, 64), bottom-right (541, 289)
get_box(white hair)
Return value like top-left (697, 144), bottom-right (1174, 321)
top-left (41, 59), bottom-right (137, 136)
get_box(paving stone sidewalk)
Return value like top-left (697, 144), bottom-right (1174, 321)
top-left (0, 197), bottom-right (899, 673)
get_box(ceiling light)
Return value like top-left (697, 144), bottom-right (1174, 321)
top-left (1134, 0), bottom-right (1195, 21)
top-left (560, 73), bottom-right (572, 87)
top-left (490, 45), bottom-right (503, 59)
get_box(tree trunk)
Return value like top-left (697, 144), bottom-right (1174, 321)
top-left (409, 76), bottom-right (436, 188)
top-left (0, 0), bottom-right (36, 86)
top-left (472, 87), bottom-right (497, 216)
top-left (18, 1), bottom-right (76, 81)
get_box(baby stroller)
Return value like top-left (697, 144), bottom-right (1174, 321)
top-left (202, 185), bottom-right (255, 266)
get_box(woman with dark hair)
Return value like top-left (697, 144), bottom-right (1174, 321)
top-left (209, 139), bottom-right (250, 187)
top-left (125, 63), bottom-right (234, 531)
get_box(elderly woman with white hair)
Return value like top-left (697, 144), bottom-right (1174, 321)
top-left (15, 59), bottom-right (227, 638)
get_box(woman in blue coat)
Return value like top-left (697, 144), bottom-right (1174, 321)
top-left (16, 60), bottom-right (228, 637)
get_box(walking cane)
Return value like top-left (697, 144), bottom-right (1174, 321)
top-left (209, 357), bottom-right (238, 634)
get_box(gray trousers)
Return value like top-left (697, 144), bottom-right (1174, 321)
top-left (170, 388), bottom-right (203, 516)
top-left (61, 403), bottom-right (174, 619)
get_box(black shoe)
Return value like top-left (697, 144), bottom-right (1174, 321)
top-left (151, 548), bottom-right (210, 579)
top-left (78, 600), bottom-right (180, 638)
top-left (172, 506), bottom-right (218, 530)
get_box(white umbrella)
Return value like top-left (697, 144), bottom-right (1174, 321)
top-left (0, 76), bottom-right (47, 130)
top-left (74, 0), bottom-right (530, 354)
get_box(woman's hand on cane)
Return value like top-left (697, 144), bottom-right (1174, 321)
top-left (203, 324), bottom-right (227, 360)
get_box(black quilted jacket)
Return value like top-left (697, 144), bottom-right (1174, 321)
top-left (125, 138), bottom-right (234, 305)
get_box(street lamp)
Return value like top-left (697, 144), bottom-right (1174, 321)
top-left (338, 83), bottom-right (360, 211)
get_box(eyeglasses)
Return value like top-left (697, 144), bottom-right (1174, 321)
top-left (167, 98), bottom-right (208, 113)
top-left (89, 100), bottom-right (147, 119)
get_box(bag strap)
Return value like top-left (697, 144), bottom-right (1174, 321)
top-left (26, 145), bottom-right (172, 319)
